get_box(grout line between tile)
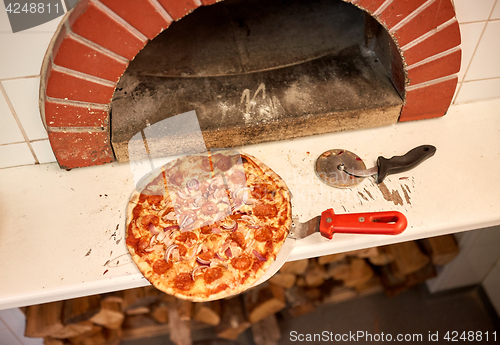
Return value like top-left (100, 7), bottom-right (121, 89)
top-left (0, 83), bottom-right (39, 164)
top-left (92, 0), bottom-right (148, 43)
top-left (68, 30), bottom-right (130, 64)
top-left (461, 76), bottom-right (500, 83)
top-left (401, 17), bottom-right (456, 51)
top-left (452, 82), bottom-right (462, 104)
top-left (51, 63), bottom-right (116, 87)
top-left (373, 0), bottom-right (394, 17)
top-left (45, 96), bottom-right (110, 110)
top-left (0, 75), bottom-right (40, 82)
top-left (406, 74), bottom-right (456, 91)
top-left (406, 46), bottom-right (461, 70)
top-left (389, 0), bottom-right (435, 33)
top-left (149, 0), bottom-right (174, 23)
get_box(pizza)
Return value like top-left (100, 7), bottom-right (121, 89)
top-left (125, 151), bottom-right (291, 301)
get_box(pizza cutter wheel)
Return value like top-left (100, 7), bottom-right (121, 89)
top-left (314, 149), bottom-right (366, 188)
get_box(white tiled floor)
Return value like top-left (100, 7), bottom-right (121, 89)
top-left (465, 20), bottom-right (500, 81)
top-left (453, 0), bottom-right (497, 23)
top-left (2, 77), bottom-right (47, 141)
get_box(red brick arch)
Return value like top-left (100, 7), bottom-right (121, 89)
top-left (40, 0), bottom-right (461, 169)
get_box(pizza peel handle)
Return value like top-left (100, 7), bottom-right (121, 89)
top-left (319, 209), bottom-right (407, 240)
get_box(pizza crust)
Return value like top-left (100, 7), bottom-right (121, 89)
top-left (125, 152), bottom-right (291, 301)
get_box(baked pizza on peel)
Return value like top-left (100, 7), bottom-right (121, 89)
top-left (125, 151), bottom-right (291, 301)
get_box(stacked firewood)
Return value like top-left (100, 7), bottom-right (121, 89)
top-left (24, 235), bottom-right (459, 345)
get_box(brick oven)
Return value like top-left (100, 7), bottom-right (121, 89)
top-left (39, 0), bottom-right (461, 169)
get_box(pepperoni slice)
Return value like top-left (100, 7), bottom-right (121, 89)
top-left (126, 223), bottom-right (140, 247)
top-left (211, 283), bottom-right (229, 294)
top-left (170, 171), bottom-right (183, 186)
top-left (174, 273), bottom-right (194, 291)
top-left (204, 267), bottom-right (223, 284)
top-left (253, 203), bottom-right (278, 218)
top-left (251, 184), bottom-right (267, 199)
top-left (147, 194), bottom-right (163, 205)
top-left (202, 157), bottom-right (212, 172)
top-left (200, 225), bottom-right (213, 235)
top-left (231, 255), bottom-right (252, 270)
top-left (141, 215), bottom-right (159, 227)
top-left (137, 238), bottom-right (149, 253)
top-left (132, 205), bottom-right (142, 217)
top-left (198, 248), bottom-right (215, 261)
top-left (254, 226), bottom-right (273, 242)
top-left (215, 155), bottom-right (231, 171)
top-left (177, 244), bottom-right (187, 257)
top-left (230, 170), bottom-right (247, 185)
top-left (230, 231), bottom-right (245, 248)
top-left (176, 232), bottom-right (198, 243)
top-left (153, 259), bottom-right (172, 274)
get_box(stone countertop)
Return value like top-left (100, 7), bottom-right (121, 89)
top-left (0, 99), bottom-right (499, 310)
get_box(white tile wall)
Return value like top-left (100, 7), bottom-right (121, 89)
top-left (453, 0), bottom-right (496, 23)
top-left (2, 77), bottom-right (47, 141)
top-left (453, 0), bottom-right (500, 104)
top-left (0, 0), bottom-right (499, 170)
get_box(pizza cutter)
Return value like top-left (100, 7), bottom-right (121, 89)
top-left (254, 208), bottom-right (407, 285)
top-left (314, 145), bottom-right (436, 188)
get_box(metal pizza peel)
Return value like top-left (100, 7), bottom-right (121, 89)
top-left (253, 207), bottom-right (407, 286)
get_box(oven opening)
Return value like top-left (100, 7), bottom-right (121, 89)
top-left (110, 0), bottom-right (404, 163)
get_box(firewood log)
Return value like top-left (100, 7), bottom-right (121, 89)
top-left (385, 241), bottom-right (430, 275)
top-left (318, 253), bottom-right (346, 265)
top-left (216, 296), bottom-right (251, 340)
top-left (251, 314), bottom-right (281, 345)
top-left (165, 298), bottom-right (192, 345)
top-left (50, 321), bottom-right (93, 339)
top-left (122, 286), bottom-right (159, 312)
top-left (279, 259), bottom-right (309, 275)
top-left (87, 299), bottom-right (124, 330)
top-left (25, 301), bottom-right (64, 338)
top-left (419, 234), bottom-right (459, 266)
top-left (245, 284), bottom-right (286, 324)
top-left (268, 273), bottom-right (296, 289)
top-left (194, 301), bottom-right (221, 326)
top-left (66, 324), bottom-right (103, 345)
top-left (62, 296), bottom-right (100, 325)
top-left (304, 260), bottom-right (326, 287)
top-left (150, 302), bottom-right (169, 324)
top-left (367, 246), bottom-right (395, 266)
top-left (323, 287), bottom-right (357, 304)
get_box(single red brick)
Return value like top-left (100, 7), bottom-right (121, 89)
top-left (378, 0), bottom-right (427, 29)
top-left (399, 77), bottom-right (457, 122)
top-left (403, 21), bottom-right (461, 65)
top-left (70, 1), bottom-right (146, 59)
top-left (407, 49), bottom-right (461, 86)
top-left (48, 130), bottom-right (115, 169)
top-left (100, 0), bottom-right (171, 39)
top-left (51, 24), bottom-right (67, 57)
top-left (201, 0), bottom-right (217, 4)
top-left (46, 69), bottom-right (115, 104)
top-left (394, 0), bottom-right (455, 47)
top-left (355, 0), bottom-right (387, 14)
top-left (54, 35), bottom-right (128, 82)
top-left (157, 0), bottom-right (199, 21)
top-left (45, 100), bottom-right (109, 128)
top-left (68, 0), bottom-right (91, 27)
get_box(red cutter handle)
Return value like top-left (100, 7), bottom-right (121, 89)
top-left (319, 208), bottom-right (407, 239)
